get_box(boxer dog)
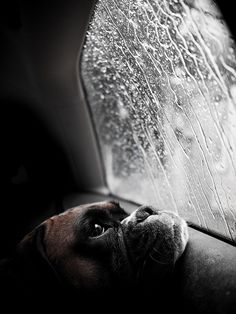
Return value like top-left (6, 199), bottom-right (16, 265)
top-left (0, 201), bottom-right (188, 312)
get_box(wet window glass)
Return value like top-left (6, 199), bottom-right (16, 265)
top-left (81, 0), bottom-right (236, 243)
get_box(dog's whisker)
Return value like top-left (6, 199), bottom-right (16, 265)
top-left (149, 253), bottom-right (170, 265)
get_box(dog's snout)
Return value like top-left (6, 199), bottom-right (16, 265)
top-left (136, 206), bottom-right (157, 222)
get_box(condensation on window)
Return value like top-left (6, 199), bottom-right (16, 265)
top-left (81, 0), bottom-right (236, 243)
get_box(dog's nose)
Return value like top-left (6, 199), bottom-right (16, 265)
top-left (136, 206), bottom-right (157, 222)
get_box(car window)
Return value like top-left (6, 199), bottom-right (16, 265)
top-left (81, 0), bottom-right (236, 244)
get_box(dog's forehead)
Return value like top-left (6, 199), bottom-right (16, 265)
top-left (46, 200), bottom-right (127, 229)
top-left (70, 200), bottom-right (125, 215)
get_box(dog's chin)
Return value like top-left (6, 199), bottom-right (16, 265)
top-left (147, 211), bottom-right (188, 262)
top-left (132, 212), bottom-right (189, 282)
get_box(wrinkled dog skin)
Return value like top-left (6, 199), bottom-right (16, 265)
top-left (122, 205), bottom-right (188, 285)
top-left (0, 201), bottom-right (188, 311)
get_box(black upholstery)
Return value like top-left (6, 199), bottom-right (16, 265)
top-left (175, 228), bottom-right (236, 314)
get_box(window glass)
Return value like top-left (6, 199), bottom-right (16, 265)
top-left (81, 0), bottom-right (236, 243)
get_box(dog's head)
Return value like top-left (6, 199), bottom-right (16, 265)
top-left (18, 201), bottom-right (188, 289)
top-left (5, 201), bottom-right (188, 308)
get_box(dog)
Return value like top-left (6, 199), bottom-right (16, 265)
top-left (0, 200), bottom-right (188, 311)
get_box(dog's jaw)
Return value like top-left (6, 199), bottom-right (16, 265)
top-left (121, 207), bottom-right (189, 272)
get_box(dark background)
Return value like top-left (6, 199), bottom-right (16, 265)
top-left (0, 0), bottom-right (98, 257)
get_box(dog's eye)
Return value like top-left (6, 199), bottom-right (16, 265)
top-left (90, 224), bottom-right (106, 238)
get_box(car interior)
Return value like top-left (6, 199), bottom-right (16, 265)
top-left (0, 0), bottom-right (236, 313)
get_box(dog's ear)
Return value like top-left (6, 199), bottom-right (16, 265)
top-left (17, 223), bottom-right (51, 268)
top-left (0, 223), bottom-right (62, 305)
top-left (18, 223), bottom-right (63, 290)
